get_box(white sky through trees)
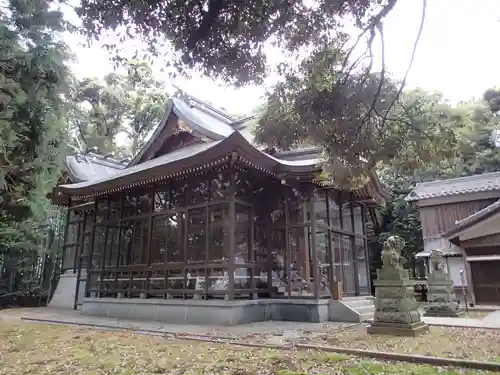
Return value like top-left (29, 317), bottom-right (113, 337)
top-left (66, 0), bottom-right (500, 115)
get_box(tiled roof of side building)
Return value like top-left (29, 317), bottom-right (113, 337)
top-left (405, 171), bottom-right (500, 202)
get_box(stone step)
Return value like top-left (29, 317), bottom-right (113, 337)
top-left (360, 312), bottom-right (374, 322)
top-left (354, 305), bottom-right (375, 314)
top-left (341, 296), bottom-right (375, 323)
top-left (343, 296), bottom-right (374, 302)
top-left (343, 299), bottom-right (375, 308)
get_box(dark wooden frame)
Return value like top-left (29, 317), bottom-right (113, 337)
top-left (65, 161), bottom-right (372, 302)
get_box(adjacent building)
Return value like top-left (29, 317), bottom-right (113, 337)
top-left (407, 173), bottom-right (500, 305)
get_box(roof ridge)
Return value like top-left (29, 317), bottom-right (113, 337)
top-left (417, 170), bottom-right (500, 186)
top-left (175, 89), bottom-right (252, 127)
top-left (74, 152), bottom-right (126, 169)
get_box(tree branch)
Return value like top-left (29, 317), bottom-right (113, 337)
top-left (186, 0), bottom-right (226, 50)
top-left (384, 0), bottom-right (427, 118)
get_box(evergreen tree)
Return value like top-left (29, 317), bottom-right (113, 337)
top-left (70, 60), bottom-right (167, 157)
top-left (0, 0), bottom-right (71, 263)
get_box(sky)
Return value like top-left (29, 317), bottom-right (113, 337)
top-left (65, 0), bottom-right (500, 115)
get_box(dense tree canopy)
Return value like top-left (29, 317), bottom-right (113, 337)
top-left (0, 0), bottom-right (71, 257)
top-left (373, 89), bottom-right (500, 268)
top-left (76, 0), bottom-right (399, 86)
top-left (74, 0), bottom-right (429, 183)
top-left (70, 60), bottom-right (168, 157)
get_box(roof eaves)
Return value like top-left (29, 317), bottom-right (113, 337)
top-left (443, 199), bottom-right (500, 240)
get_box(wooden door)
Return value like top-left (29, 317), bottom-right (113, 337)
top-left (470, 261), bottom-right (500, 305)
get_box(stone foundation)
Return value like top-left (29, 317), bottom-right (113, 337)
top-left (81, 298), bottom-right (331, 325)
top-left (367, 321), bottom-right (429, 336)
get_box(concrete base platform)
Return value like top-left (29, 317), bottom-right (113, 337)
top-left (367, 321), bottom-right (430, 336)
top-left (82, 297), bottom-right (331, 326)
top-left (424, 309), bottom-right (465, 318)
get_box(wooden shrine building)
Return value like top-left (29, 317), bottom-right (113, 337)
top-left (51, 93), bottom-right (389, 324)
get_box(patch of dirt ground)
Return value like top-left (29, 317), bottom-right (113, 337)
top-left (0, 321), bottom-right (497, 375)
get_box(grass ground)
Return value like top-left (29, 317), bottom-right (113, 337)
top-left (301, 325), bottom-right (500, 362)
top-left (0, 321), bottom-right (498, 375)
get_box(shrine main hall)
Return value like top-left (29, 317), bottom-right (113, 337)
top-left (51, 93), bottom-right (388, 325)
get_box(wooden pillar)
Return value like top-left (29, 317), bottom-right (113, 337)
top-left (249, 205), bottom-right (257, 299)
top-left (60, 202), bottom-right (71, 273)
top-left (204, 181), bottom-right (210, 299)
top-left (285, 194), bottom-right (292, 298)
top-left (84, 199), bottom-right (99, 298)
top-left (325, 192), bottom-right (335, 296)
top-left (183, 186), bottom-right (189, 299)
top-left (114, 195), bottom-right (125, 296)
top-left (73, 211), bottom-right (88, 310)
top-left (99, 199), bottom-right (112, 297)
top-left (361, 204), bottom-right (372, 295)
top-left (302, 201), bottom-right (311, 282)
top-left (309, 190), bottom-right (319, 298)
top-left (145, 187), bottom-right (155, 296)
top-left (164, 182), bottom-right (173, 299)
top-left (338, 192), bottom-right (344, 287)
top-left (350, 195), bottom-right (360, 296)
top-left (227, 165), bottom-right (236, 301)
top-left (463, 251), bottom-right (476, 305)
top-left (72, 214), bottom-right (83, 273)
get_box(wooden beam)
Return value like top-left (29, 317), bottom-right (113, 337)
top-left (309, 189), bottom-right (319, 299)
top-left (84, 200), bottom-right (99, 298)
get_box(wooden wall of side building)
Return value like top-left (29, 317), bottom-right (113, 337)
top-left (461, 234), bottom-right (500, 249)
top-left (419, 199), bottom-right (496, 239)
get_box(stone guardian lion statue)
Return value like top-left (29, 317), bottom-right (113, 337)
top-left (381, 236), bottom-right (406, 267)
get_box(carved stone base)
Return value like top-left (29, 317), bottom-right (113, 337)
top-left (424, 303), bottom-right (465, 317)
top-left (424, 273), bottom-right (464, 317)
top-left (367, 321), bottom-right (429, 336)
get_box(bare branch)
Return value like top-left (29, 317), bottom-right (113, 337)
top-left (384, 0), bottom-right (427, 117)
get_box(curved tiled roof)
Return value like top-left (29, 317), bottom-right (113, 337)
top-left (57, 132), bottom-right (322, 198)
top-left (65, 153), bottom-right (125, 182)
top-left (405, 171), bottom-right (500, 202)
top-left (128, 94), bottom-right (256, 166)
top-left (58, 92), bottom-right (389, 206)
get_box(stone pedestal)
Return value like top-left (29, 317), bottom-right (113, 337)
top-left (368, 236), bottom-right (429, 336)
top-left (424, 256), bottom-right (464, 317)
top-left (424, 250), bottom-right (463, 317)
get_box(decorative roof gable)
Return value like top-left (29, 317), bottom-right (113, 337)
top-left (127, 92), bottom-right (257, 167)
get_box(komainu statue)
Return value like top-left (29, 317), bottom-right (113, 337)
top-left (381, 236), bottom-right (405, 268)
top-left (368, 234), bottom-right (429, 336)
top-left (429, 249), bottom-right (445, 273)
